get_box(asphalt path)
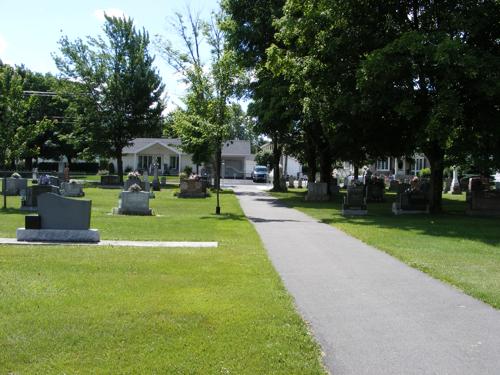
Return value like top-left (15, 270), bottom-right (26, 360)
top-left (234, 184), bottom-right (500, 375)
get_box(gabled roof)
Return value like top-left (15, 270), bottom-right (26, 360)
top-left (123, 138), bottom-right (252, 157)
top-left (122, 138), bottom-right (182, 155)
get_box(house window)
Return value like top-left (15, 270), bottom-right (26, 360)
top-left (169, 156), bottom-right (179, 170)
top-left (376, 158), bottom-right (390, 171)
top-left (138, 155), bottom-right (153, 170)
top-left (415, 157), bottom-right (425, 172)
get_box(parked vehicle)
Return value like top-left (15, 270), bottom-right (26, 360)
top-left (252, 165), bottom-right (268, 182)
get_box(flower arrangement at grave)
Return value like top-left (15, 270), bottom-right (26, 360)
top-left (128, 183), bottom-right (142, 192)
top-left (39, 175), bottom-right (50, 185)
top-left (127, 171), bottom-right (141, 179)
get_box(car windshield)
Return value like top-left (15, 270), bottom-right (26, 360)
top-left (255, 167), bottom-right (267, 172)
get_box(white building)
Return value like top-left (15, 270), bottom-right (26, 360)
top-left (112, 138), bottom-right (255, 178)
top-left (260, 143), bottom-right (304, 177)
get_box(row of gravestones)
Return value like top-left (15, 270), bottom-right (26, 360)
top-left (1, 174), bottom-right (85, 211)
top-left (305, 177), bottom-right (500, 216)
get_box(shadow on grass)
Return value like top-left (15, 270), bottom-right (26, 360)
top-left (274, 190), bottom-right (500, 246)
top-left (0, 207), bottom-right (29, 215)
top-left (200, 213), bottom-right (246, 221)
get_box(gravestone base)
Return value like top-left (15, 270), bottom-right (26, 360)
top-left (341, 207), bottom-right (368, 216)
top-left (16, 228), bottom-right (100, 243)
top-left (19, 206), bottom-right (39, 212)
top-left (112, 207), bottom-right (153, 216)
top-left (392, 202), bottom-right (430, 215)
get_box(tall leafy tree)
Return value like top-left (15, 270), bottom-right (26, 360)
top-left (158, 10), bottom-right (243, 212)
top-left (0, 63), bottom-right (24, 168)
top-left (358, 0), bottom-right (500, 212)
top-left (54, 15), bottom-right (165, 182)
top-left (222, 0), bottom-right (298, 191)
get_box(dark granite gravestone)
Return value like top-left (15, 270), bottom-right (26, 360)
top-left (17, 193), bottom-right (99, 242)
top-left (329, 178), bottom-right (340, 194)
top-left (392, 185), bottom-right (429, 215)
top-left (342, 184), bottom-right (367, 215)
top-left (21, 185), bottom-right (60, 211)
top-left (466, 190), bottom-right (500, 216)
top-left (389, 180), bottom-right (400, 192)
top-left (100, 175), bottom-right (121, 186)
top-left (38, 193), bottom-right (91, 230)
top-left (365, 176), bottom-right (385, 202)
top-left (305, 182), bottom-right (329, 201)
top-left (178, 179), bottom-right (207, 198)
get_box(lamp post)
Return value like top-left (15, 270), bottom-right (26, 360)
top-left (216, 160), bottom-right (225, 215)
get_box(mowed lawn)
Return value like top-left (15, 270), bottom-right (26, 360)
top-left (0, 187), bottom-right (325, 374)
top-left (272, 189), bottom-right (500, 309)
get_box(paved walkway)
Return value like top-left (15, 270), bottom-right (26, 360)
top-left (0, 238), bottom-right (218, 247)
top-left (234, 185), bottom-right (500, 375)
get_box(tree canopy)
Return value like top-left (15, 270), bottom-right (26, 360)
top-left (54, 15), bottom-right (165, 182)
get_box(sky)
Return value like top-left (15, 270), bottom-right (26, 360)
top-left (0, 0), bottom-right (222, 111)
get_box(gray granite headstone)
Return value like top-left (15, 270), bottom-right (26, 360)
top-left (60, 181), bottom-right (85, 197)
top-left (115, 191), bottom-right (152, 215)
top-left (21, 185), bottom-right (60, 211)
top-left (38, 193), bottom-right (91, 230)
top-left (3, 178), bottom-right (28, 196)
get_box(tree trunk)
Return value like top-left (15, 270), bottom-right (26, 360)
top-left (25, 157), bottom-right (33, 171)
top-left (214, 146), bottom-right (222, 191)
top-left (319, 148), bottom-right (332, 192)
top-left (353, 164), bottom-right (359, 181)
top-left (272, 134), bottom-right (283, 191)
top-left (428, 153), bottom-right (444, 213)
top-left (117, 153), bottom-right (124, 184)
top-left (304, 135), bottom-right (317, 182)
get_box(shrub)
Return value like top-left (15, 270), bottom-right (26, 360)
top-left (183, 165), bottom-right (193, 176)
top-left (124, 166), bottom-right (133, 173)
top-left (108, 162), bottom-right (115, 174)
top-left (419, 168), bottom-right (431, 178)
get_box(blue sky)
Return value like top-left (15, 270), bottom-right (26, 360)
top-left (0, 0), bottom-right (221, 111)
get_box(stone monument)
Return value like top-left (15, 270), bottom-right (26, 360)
top-left (449, 167), bottom-right (461, 194)
top-left (17, 192), bottom-right (99, 242)
top-left (178, 178), bottom-right (207, 198)
top-left (113, 186), bottom-right (152, 215)
top-left (152, 162), bottom-right (160, 191)
top-left (305, 182), bottom-right (329, 201)
top-left (21, 184), bottom-right (60, 211)
top-left (60, 180), bottom-right (85, 197)
top-left (342, 184), bottom-right (368, 216)
top-left (392, 178), bottom-right (429, 215)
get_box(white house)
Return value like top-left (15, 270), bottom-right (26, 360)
top-left (260, 143), bottom-right (304, 177)
top-left (112, 138), bottom-right (255, 178)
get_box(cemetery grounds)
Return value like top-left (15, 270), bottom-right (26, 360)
top-left (0, 186), bottom-right (326, 374)
top-left (272, 189), bottom-right (500, 310)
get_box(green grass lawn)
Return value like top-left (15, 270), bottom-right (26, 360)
top-left (271, 188), bottom-right (500, 309)
top-left (0, 188), bottom-right (325, 374)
